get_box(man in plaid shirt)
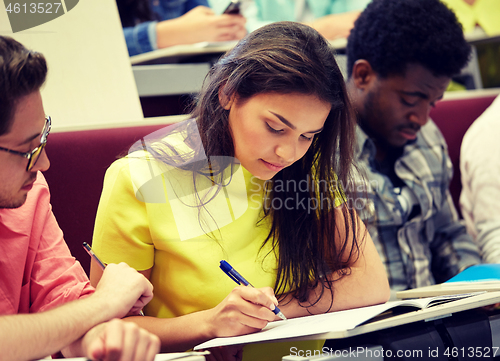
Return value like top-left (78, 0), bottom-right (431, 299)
top-left (345, 0), bottom-right (482, 291)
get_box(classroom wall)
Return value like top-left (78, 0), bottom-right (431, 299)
top-left (0, 0), bottom-right (145, 132)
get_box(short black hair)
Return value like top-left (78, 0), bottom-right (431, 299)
top-left (347, 0), bottom-right (471, 78)
top-left (0, 36), bottom-right (47, 136)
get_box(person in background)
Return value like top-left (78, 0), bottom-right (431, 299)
top-left (345, 0), bottom-right (482, 293)
top-left (0, 36), bottom-right (160, 361)
top-left (117, 0), bottom-right (247, 56)
top-left (442, 0), bottom-right (500, 90)
top-left (460, 95), bottom-right (500, 263)
top-left (441, 0), bottom-right (500, 36)
top-left (91, 21), bottom-right (389, 361)
top-left (209, 0), bottom-right (370, 39)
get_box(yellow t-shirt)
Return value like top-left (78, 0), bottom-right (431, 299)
top-left (93, 138), bottom-right (342, 360)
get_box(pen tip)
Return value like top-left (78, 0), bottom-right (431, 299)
top-left (277, 311), bottom-right (287, 320)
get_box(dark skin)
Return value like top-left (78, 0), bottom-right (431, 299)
top-left (346, 60), bottom-right (450, 162)
top-left (346, 59), bottom-right (500, 309)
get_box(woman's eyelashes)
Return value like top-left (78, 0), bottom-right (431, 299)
top-left (266, 123), bottom-right (314, 141)
top-left (266, 122), bottom-right (283, 134)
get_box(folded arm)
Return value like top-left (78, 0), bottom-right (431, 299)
top-left (306, 11), bottom-right (361, 40)
top-left (0, 263), bottom-right (158, 361)
top-left (0, 296), bottom-right (106, 361)
top-left (0, 291), bottom-right (155, 361)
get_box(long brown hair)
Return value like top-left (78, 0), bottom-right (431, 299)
top-left (150, 22), bottom-right (362, 309)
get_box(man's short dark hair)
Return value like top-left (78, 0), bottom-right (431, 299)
top-left (347, 0), bottom-right (471, 78)
top-left (0, 36), bottom-right (47, 136)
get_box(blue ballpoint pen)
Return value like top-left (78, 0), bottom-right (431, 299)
top-left (220, 260), bottom-right (287, 320)
top-left (83, 242), bottom-right (145, 317)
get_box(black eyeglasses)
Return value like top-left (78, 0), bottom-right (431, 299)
top-left (0, 116), bottom-right (51, 171)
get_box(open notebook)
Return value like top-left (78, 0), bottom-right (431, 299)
top-left (194, 293), bottom-right (481, 350)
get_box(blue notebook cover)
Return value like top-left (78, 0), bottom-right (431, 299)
top-left (446, 264), bottom-right (500, 283)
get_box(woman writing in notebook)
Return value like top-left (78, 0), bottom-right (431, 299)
top-left (90, 22), bottom-right (390, 361)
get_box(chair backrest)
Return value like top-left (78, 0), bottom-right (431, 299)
top-left (44, 123), bottom-right (171, 275)
top-left (429, 94), bottom-right (497, 215)
top-left (43, 93), bottom-right (498, 274)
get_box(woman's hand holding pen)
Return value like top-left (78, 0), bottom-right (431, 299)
top-left (204, 286), bottom-right (279, 338)
top-left (93, 262), bottom-right (154, 319)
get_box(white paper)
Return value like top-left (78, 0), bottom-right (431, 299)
top-left (194, 294), bottom-right (478, 350)
top-left (195, 301), bottom-right (406, 349)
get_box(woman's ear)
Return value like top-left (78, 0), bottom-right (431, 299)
top-left (218, 86), bottom-right (236, 110)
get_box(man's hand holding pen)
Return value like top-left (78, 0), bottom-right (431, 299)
top-left (93, 262), bottom-right (154, 319)
top-left (83, 242), bottom-right (147, 317)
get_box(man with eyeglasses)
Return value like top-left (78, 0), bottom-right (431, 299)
top-left (0, 37), bottom-right (160, 360)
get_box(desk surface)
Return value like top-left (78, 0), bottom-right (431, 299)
top-left (129, 33), bottom-right (500, 66)
top-left (130, 38), bottom-right (348, 66)
top-left (292, 291), bottom-right (500, 343)
top-left (131, 41), bottom-right (237, 65)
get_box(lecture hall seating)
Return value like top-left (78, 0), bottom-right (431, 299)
top-left (43, 90), bottom-right (499, 275)
top-left (429, 91), bottom-right (497, 214)
top-left (44, 123), bottom-right (174, 275)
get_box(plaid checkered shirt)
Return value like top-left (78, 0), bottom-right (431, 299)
top-left (354, 120), bottom-right (481, 291)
